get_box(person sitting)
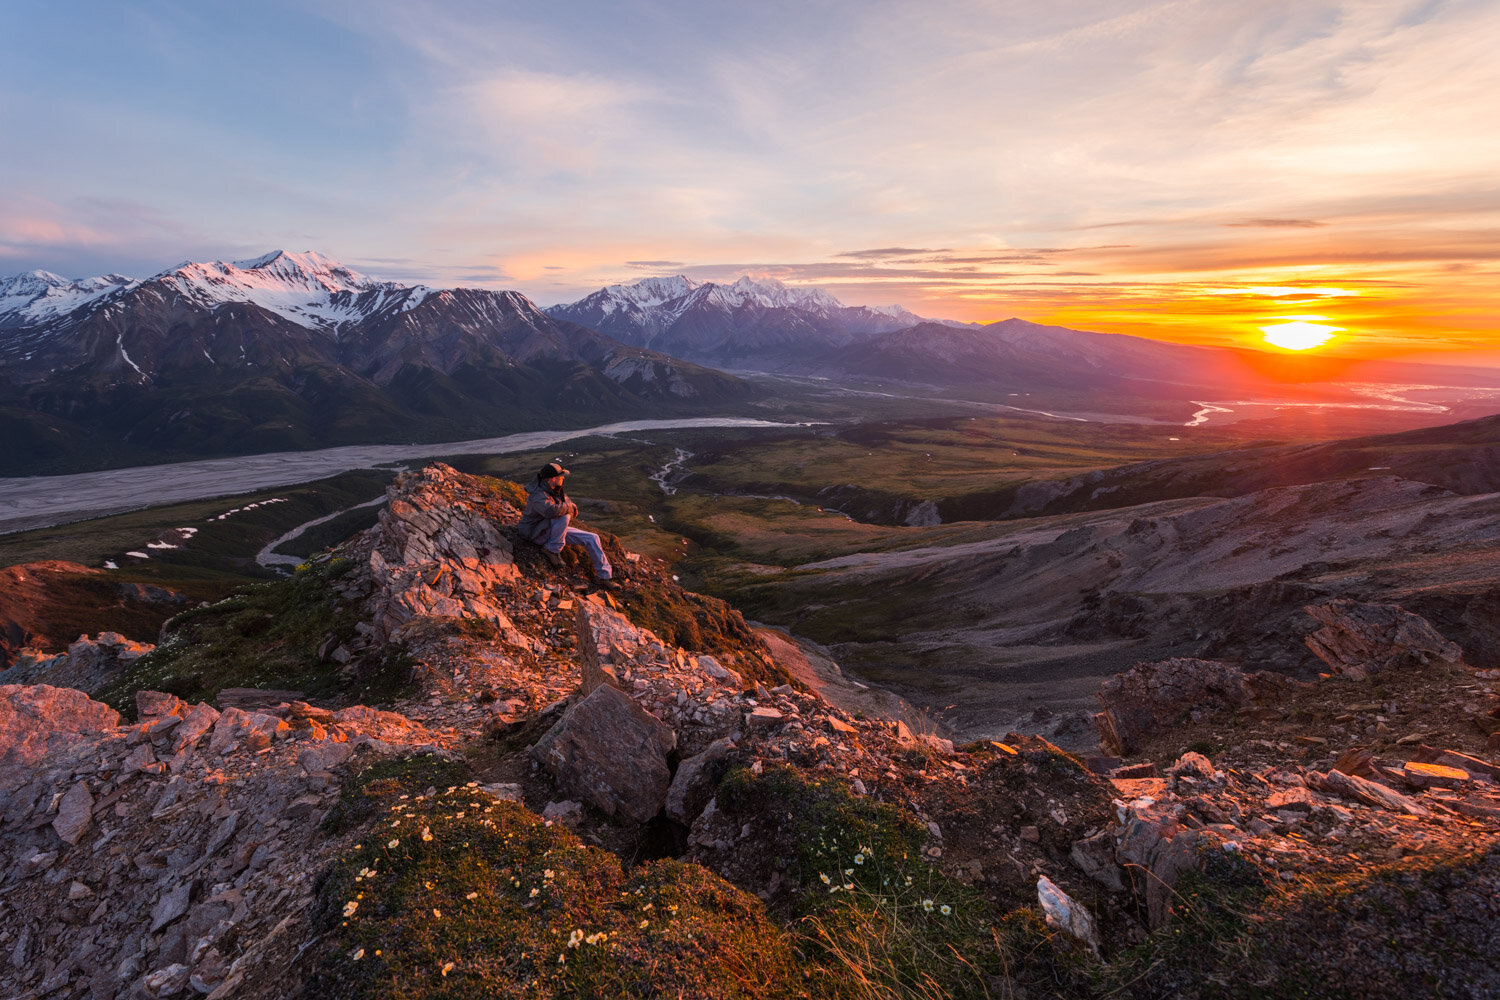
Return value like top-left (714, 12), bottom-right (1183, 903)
top-left (517, 461), bottom-right (616, 589)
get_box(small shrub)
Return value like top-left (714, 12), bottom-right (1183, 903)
top-left (716, 764), bottom-right (1004, 999)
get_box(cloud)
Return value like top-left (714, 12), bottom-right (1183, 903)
top-left (626, 260), bottom-right (685, 269)
top-left (1224, 219), bottom-right (1327, 229)
top-left (835, 247), bottom-right (943, 259)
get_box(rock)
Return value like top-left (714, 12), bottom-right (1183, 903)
top-left (541, 800), bottom-right (584, 826)
top-left (1306, 769), bottom-right (1429, 816)
top-left (531, 685), bottom-right (677, 825)
top-left (331, 706), bottom-right (426, 743)
top-left (6, 632), bottom-right (153, 692)
top-left (217, 688), bottom-right (305, 711)
top-left (1408, 745), bottom-right (1500, 781)
top-left (144, 963), bottom-right (191, 997)
top-left (352, 465), bottom-right (523, 643)
top-left (0, 685), bottom-right (121, 769)
top-left (1069, 830), bottom-right (1125, 891)
top-left (1036, 875), bottom-right (1101, 955)
top-left (147, 714), bottom-right (184, 744)
top-left (1303, 599), bottom-right (1466, 679)
top-left (665, 737), bottom-right (736, 825)
top-left (695, 655), bottom-right (742, 687)
top-left (1116, 801), bottom-right (1209, 929)
top-left (746, 706), bottom-right (784, 729)
top-left (137, 690), bottom-right (187, 719)
top-left (297, 742), bottom-right (355, 775)
top-left (481, 783), bottom-right (524, 801)
top-left (52, 780), bottom-right (94, 846)
top-left (1266, 786), bottom-right (1317, 812)
top-left (1166, 751), bottom-right (1216, 781)
top-left (123, 741), bottom-right (156, 773)
top-left (1401, 761), bottom-right (1470, 789)
top-left (1094, 659), bottom-right (1287, 755)
top-left (576, 602), bottom-right (640, 694)
top-left (173, 702), bottom-right (221, 752)
top-left (150, 882), bottom-right (194, 933)
top-left (208, 708), bottom-right (254, 755)
top-left (1110, 762), bottom-right (1161, 779)
top-left (1332, 747), bottom-right (1376, 778)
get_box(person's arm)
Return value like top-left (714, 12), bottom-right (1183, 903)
top-left (535, 493), bottom-right (577, 518)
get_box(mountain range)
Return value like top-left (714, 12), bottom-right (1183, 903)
top-left (548, 279), bottom-right (1500, 407)
top-left (0, 253), bottom-right (753, 475)
top-left (8, 252), bottom-right (1500, 477)
top-left (545, 274), bottom-right (963, 364)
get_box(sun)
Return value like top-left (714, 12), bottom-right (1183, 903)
top-left (1259, 320), bottom-right (1340, 351)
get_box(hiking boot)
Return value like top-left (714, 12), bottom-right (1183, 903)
top-left (543, 550), bottom-right (564, 569)
top-left (593, 577), bottom-right (621, 592)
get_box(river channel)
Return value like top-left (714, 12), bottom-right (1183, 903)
top-left (0, 418), bottom-right (804, 535)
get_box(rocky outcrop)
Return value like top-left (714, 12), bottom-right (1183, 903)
top-left (1093, 658), bottom-right (1295, 756)
top-left (1304, 599), bottom-right (1467, 679)
top-left (346, 464), bottom-right (526, 644)
top-left (0, 684), bottom-right (121, 771)
top-left (0, 684), bottom-right (446, 1000)
top-left (3, 462), bottom-right (1495, 997)
top-left (0, 631), bottom-right (153, 693)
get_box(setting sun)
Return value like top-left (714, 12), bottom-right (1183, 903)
top-left (1259, 320), bottom-right (1340, 351)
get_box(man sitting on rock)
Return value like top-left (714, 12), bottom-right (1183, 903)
top-left (517, 461), bottom-right (617, 590)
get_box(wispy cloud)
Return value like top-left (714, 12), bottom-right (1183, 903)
top-left (1224, 219), bottom-right (1328, 229)
top-left (3, 0), bottom-right (1498, 359)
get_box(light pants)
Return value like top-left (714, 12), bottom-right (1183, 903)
top-left (542, 515), bottom-right (612, 579)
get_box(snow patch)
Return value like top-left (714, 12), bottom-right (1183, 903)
top-left (116, 333), bottom-right (145, 376)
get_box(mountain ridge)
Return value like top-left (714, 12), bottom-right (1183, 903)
top-left (0, 252), bottom-right (758, 475)
top-left (546, 272), bottom-right (958, 363)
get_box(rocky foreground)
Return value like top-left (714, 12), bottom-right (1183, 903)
top-left (1, 464), bottom-right (1497, 999)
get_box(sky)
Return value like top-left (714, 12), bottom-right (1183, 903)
top-left (3, 0), bottom-right (1498, 362)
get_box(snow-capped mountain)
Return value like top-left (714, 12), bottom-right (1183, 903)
top-left (547, 274), bottom-right (962, 365)
top-left (0, 252), bottom-right (756, 475)
top-left (0, 270), bottom-right (137, 330)
top-left (150, 250), bottom-right (437, 333)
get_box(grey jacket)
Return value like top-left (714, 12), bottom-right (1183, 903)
top-left (517, 476), bottom-right (577, 544)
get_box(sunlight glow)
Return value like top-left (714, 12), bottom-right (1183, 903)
top-left (1260, 320), bottom-right (1341, 351)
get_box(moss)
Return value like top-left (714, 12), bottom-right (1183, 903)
top-left (716, 764), bottom-right (925, 901)
top-left (321, 752), bottom-right (475, 836)
top-left (474, 475), bottom-right (529, 510)
top-left (96, 558), bottom-right (413, 715)
top-left (307, 785), bottom-right (810, 1000)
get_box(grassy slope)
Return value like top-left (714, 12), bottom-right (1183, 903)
top-left (0, 470), bottom-right (393, 578)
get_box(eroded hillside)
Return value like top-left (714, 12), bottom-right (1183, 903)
top-left (0, 464), bottom-right (1496, 999)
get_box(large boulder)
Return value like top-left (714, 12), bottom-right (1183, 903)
top-left (531, 684), bottom-right (678, 824)
top-left (0, 684), bottom-right (121, 769)
top-left (1094, 659), bottom-right (1255, 755)
top-left (1303, 599), bottom-right (1466, 680)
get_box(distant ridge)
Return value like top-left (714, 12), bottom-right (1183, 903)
top-left (547, 274), bottom-right (966, 365)
top-left (0, 252), bottom-right (756, 475)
